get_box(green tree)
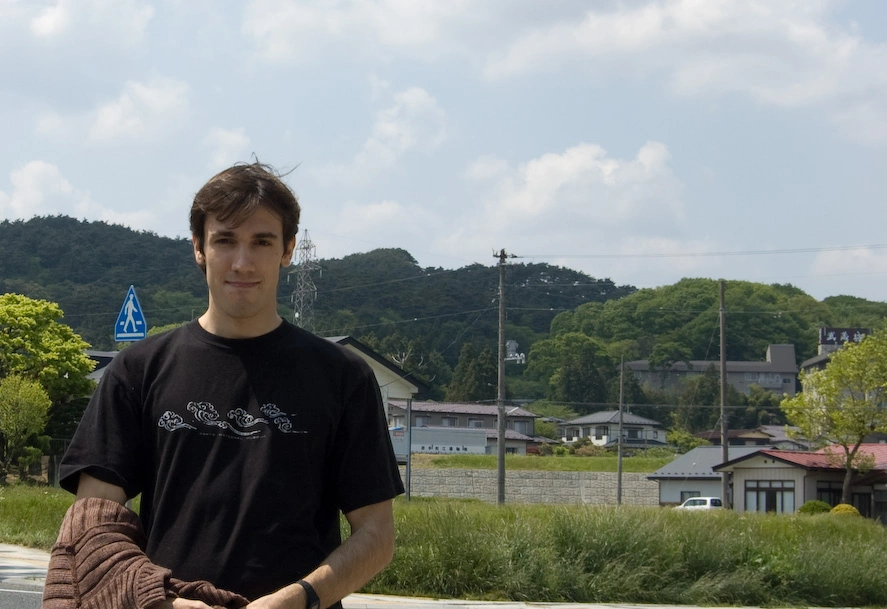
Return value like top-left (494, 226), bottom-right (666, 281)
top-left (445, 343), bottom-right (497, 402)
top-left (666, 428), bottom-right (711, 453)
top-left (781, 328), bottom-right (887, 503)
top-left (0, 293), bottom-right (95, 405)
top-left (0, 375), bottom-right (52, 478)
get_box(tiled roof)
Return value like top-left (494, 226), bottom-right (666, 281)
top-left (649, 446), bottom-right (763, 479)
top-left (565, 410), bottom-right (662, 427)
top-left (716, 444), bottom-right (887, 471)
top-left (388, 399), bottom-right (537, 418)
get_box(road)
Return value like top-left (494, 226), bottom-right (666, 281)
top-left (0, 583), bottom-right (41, 608)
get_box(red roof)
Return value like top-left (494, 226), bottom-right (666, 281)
top-left (748, 444), bottom-right (887, 470)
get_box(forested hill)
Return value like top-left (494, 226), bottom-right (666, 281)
top-left (0, 216), bottom-right (635, 354)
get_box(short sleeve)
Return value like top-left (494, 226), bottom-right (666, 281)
top-left (330, 358), bottom-right (404, 514)
top-left (59, 358), bottom-right (147, 498)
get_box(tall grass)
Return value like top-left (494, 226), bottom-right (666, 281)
top-left (5, 485), bottom-right (887, 606)
top-left (366, 498), bottom-right (887, 607)
top-left (0, 485), bottom-right (73, 548)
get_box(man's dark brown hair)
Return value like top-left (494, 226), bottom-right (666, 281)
top-left (190, 162), bottom-right (301, 257)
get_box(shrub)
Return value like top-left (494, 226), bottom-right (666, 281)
top-left (573, 444), bottom-right (607, 457)
top-left (830, 503), bottom-right (861, 516)
top-left (798, 500), bottom-right (832, 515)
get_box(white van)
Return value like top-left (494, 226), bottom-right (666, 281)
top-left (675, 497), bottom-right (723, 510)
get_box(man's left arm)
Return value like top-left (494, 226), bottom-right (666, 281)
top-left (246, 499), bottom-right (395, 609)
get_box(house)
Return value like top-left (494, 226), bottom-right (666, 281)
top-left (800, 326), bottom-right (871, 374)
top-left (626, 344), bottom-right (798, 397)
top-left (559, 411), bottom-right (666, 449)
top-left (387, 399), bottom-right (539, 455)
top-left (648, 446), bottom-right (763, 506)
top-left (694, 425), bottom-right (811, 450)
top-left (714, 444), bottom-right (887, 520)
top-left (326, 336), bottom-right (429, 406)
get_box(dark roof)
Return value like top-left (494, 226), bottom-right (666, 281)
top-left (800, 352), bottom-right (831, 369)
top-left (388, 399), bottom-right (537, 418)
top-left (565, 410), bottom-right (662, 427)
top-left (648, 446), bottom-right (763, 480)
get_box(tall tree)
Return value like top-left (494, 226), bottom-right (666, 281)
top-left (781, 328), bottom-right (887, 503)
top-left (0, 293), bottom-right (95, 405)
top-left (445, 343), bottom-right (496, 402)
top-left (0, 375), bottom-right (51, 478)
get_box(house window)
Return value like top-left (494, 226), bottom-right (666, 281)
top-left (582, 426), bottom-right (592, 438)
top-left (415, 415), bottom-right (430, 427)
top-left (513, 420), bottom-right (529, 435)
top-left (745, 480), bottom-right (795, 513)
top-left (680, 490), bottom-right (701, 503)
top-left (817, 481), bottom-right (842, 507)
top-left (595, 426), bottom-right (607, 440)
top-left (468, 418), bottom-right (484, 428)
top-left (390, 415), bottom-right (405, 428)
top-left (441, 417), bottom-right (457, 427)
top-left (625, 428), bottom-right (641, 439)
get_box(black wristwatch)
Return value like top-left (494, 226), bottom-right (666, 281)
top-left (296, 579), bottom-right (320, 609)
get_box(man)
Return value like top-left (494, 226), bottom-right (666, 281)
top-left (57, 162), bottom-right (404, 609)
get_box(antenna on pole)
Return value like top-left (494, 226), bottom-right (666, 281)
top-left (291, 230), bottom-right (321, 332)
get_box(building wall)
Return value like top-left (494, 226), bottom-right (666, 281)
top-left (729, 465), bottom-right (807, 513)
top-left (658, 479), bottom-right (723, 504)
top-left (398, 468), bottom-right (659, 505)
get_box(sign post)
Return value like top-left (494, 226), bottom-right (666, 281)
top-left (115, 285), bottom-right (148, 341)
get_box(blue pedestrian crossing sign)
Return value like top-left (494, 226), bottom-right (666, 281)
top-left (115, 285), bottom-right (148, 341)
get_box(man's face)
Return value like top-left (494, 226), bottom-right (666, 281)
top-left (192, 206), bottom-right (295, 337)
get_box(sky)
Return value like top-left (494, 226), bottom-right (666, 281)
top-left (2, 0), bottom-right (887, 303)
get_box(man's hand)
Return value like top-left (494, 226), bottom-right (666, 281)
top-left (148, 598), bottom-right (214, 609)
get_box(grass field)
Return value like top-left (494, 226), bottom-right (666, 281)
top-left (4, 483), bottom-right (887, 607)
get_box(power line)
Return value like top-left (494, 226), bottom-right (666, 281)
top-left (524, 244), bottom-right (887, 260)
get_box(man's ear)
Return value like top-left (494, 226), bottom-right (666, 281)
top-left (192, 235), bottom-right (205, 265)
top-left (281, 236), bottom-right (296, 267)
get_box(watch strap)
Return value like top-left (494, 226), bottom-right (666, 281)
top-left (296, 579), bottom-right (321, 609)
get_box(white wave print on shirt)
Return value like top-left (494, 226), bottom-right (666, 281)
top-left (157, 401), bottom-right (306, 436)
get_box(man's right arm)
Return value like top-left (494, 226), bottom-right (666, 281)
top-left (74, 473), bottom-right (213, 609)
top-left (75, 472), bottom-right (128, 504)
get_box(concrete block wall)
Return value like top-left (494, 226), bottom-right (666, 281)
top-left (399, 467), bottom-right (660, 505)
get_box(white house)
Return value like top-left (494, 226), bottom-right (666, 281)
top-left (647, 446), bottom-right (763, 506)
top-left (559, 411), bottom-right (666, 449)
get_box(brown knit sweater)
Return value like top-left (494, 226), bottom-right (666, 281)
top-left (42, 497), bottom-right (249, 609)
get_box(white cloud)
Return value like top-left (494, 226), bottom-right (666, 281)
top-left (242, 0), bottom-right (473, 62)
top-left (312, 86), bottom-right (446, 184)
top-left (204, 127), bottom-right (252, 170)
top-left (337, 199), bottom-right (439, 237)
top-left (0, 161), bottom-right (153, 228)
top-left (87, 79), bottom-right (190, 144)
top-left (430, 141), bottom-right (703, 278)
top-left (472, 141), bottom-right (681, 229)
top-left (811, 247), bottom-right (887, 279)
top-left (480, 0), bottom-right (887, 141)
top-left (29, 0), bottom-right (154, 44)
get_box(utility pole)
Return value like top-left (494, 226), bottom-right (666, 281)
top-left (719, 280), bottom-right (730, 508)
top-left (291, 230), bottom-right (321, 332)
top-left (617, 356), bottom-right (624, 505)
top-left (495, 248), bottom-right (516, 505)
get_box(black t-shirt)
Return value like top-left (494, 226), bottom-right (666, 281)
top-left (60, 320), bottom-right (404, 601)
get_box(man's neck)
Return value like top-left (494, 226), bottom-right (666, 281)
top-left (197, 311), bottom-right (283, 339)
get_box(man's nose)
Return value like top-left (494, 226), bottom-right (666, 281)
top-left (231, 245), bottom-right (254, 271)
